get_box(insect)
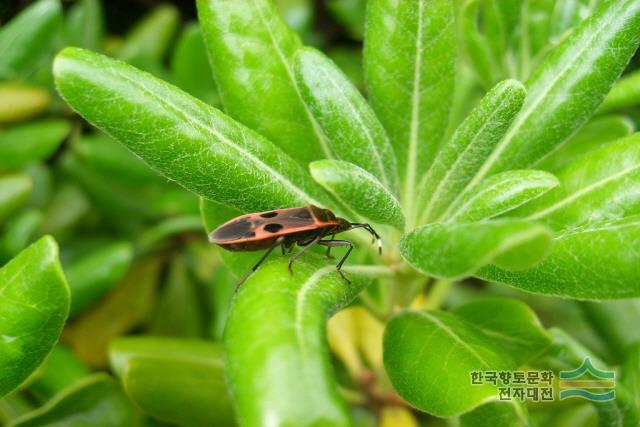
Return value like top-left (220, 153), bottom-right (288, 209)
top-left (209, 204), bottom-right (381, 287)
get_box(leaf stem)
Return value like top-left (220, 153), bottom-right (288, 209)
top-left (424, 279), bottom-right (453, 310)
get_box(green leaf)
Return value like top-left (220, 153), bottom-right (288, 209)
top-left (29, 344), bottom-right (90, 400)
top-left (73, 133), bottom-right (159, 186)
top-left (0, 84), bottom-right (50, 124)
top-left (225, 255), bottom-right (374, 426)
top-left (115, 5), bottom-right (179, 68)
top-left (295, 47), bottom-right (397, 191)
top-left (581, 300), bottom-right (640, 359)
top-left (479, 215), bottom-right (640, 299)
top-left (448, 170), bottom-right (559, 223)
top-left (170, 23), bottom-right (218, 105)
top-left (383, 309), bottom-right (516, 417)
top-left (0, 120), bottom-right (70, 168)
top-left (364, 0), bottom-right (456, 211)
top-left (0, 0), bottom-right (61, 79)
top-left (417, 79), bottom-right (526, 224)
top-left (64, 242), bottom-right (133, 316)
top-left (8, 374), bottom-right (140, 427)
top-left (476, 0), bottom-right (640, 177)
top-left (0, 236), bottom-right (70, 398)
top-left (538, 328), bottom-right (640, 427)
top-left (459, 401), bottom-right (529, 427)
top-left (326, 0), bottom-right (366, 40)
top-left (197, 0), bottom-right (329, 163)
top-left (537, 115), bottom-right (635, 172)
top-left (309, 160), bottom-right (404, 230)
top-left (150, 257), bottom-right (207, 337)
top-left (54, 47), bottom-right (331, 213)
top-left (110, 337), bottom-right (233, 427)
top-left (400, 219), bottom-right (552, 279)
top-left (63, 258), bottom-right (160, 368)
top-left (517, 133), bottom-right (640, 231)
top-left (64, 0), bottom-right (104, 51)
top-left (0, 175), bottom-right (32, 225)
top-left (600, 69), bottom-right (640, 113)
top-left (453, 298), bottom-right (551, 365)
top-left (621, 342), bottom-right (640, 412)
top-left (0, 209), bottom-right (43, 261)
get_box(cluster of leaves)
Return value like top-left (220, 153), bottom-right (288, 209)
top-left (2, 0), bottom-right (640, 426)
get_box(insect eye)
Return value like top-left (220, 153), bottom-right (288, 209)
top-left (260, 211), bottom-right (278, 218)
top-left (264, 223), bottom-right (283, 233)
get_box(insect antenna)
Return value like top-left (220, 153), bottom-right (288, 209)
top-left (349, 223), bottom-right (382, 256)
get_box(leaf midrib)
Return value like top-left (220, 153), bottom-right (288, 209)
top-left (465, 1), bottom-right (624, 186)
top-left (113, 67), bottom-right (321, 206)
top-left (250, 0), bottom-right (332, 159)
top-left (528, 163), bottom-right (640, 220)
top-left (415, 311), bottom-right (491, 369)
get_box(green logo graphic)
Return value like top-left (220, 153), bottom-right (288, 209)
top-left (559, 357), bottom-right (615, 401)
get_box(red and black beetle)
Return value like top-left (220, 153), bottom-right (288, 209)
top-left (209, 204), bottom-right (381, 287)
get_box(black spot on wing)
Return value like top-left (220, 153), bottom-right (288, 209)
top-left (264, 223), bottom-right (284, 233)
top-left (212, 218), bottom-right (253, 241)
top-left (243, 231), bottom-right (256, 238)
top-left (260, 211), bottom-right (278, 218)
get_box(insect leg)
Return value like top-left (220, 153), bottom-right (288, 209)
top-left (288, 235), bottom-right (322, 275)
top-left (318, 239), bottom-right (353, 284)
top-left (325, 234), bottom-right (335, 259)
top-left (236, 236), bottom-right (285, 291)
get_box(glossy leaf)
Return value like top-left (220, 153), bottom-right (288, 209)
top-left (73, 133), bottom-right (159, 186)
top-left (448, 170), bottom-right (559, 223)
top-left (0, 84), bottom-right (50, 124)
top-left (29, 344), bottom-right (89, 399)
top-left (400, 219), bottom-right (552, 279)
top-left (63, 259), bottom-right (160, 368)
top-left (417, 80), bottom-right (526, 224)
top-left (365, 0), bottom-right (456, 210)
top-left (296, 48), bottom-right (397, 190)
top-left (110, 337), bottom-right (233, 426)
top-left (0, 237), bottom-right (69, 398)
top-left (115, 5), bottom-right (179, 68)
top-left (537, 115), bottom-right (635, 172)
top-left (0, 175), bottom-right (32, 225)
top-left (621, 342), bottom-right (640, 411)
top-left (65, 242), bottom-right (133, 316)
top-left (0, 120), bottom-right (70, 168)
top-left (54, 47), bottom-right (331, 213)
top-left (581, 300), bottom-right (640, 359)
top-left (383, 309), bottom-right (516, 416)
top-left (0, 0), bottom-right (61, 79)
top-left (326, 0), bottom-right (366, 40)
top-left (0, 209), bottom-right (43, 261)
top-left (459, 401), bottom-right (529, 427)
top-left (64, 0), bottom-right (104, 51)
top-left (197, 0), bottom-right (329, 163)
top-left (453, 298), bottom-right (551, 365)
top-left (170, 23), bottom-right (218, 105)
top-left (479, 215), bottom-right (640, 299)
top-left (477, 0), bottom-right (640, 177)
top-left (150, 257), bottom-right (207, 337)
top-left (8, 374), bottom-right (139, 427)
top-left (309, 160), bottom-right (404, 230)
top-left (600, 69), bottom-right (640, 113)
top-left (539, 328), bottom-right (640, 427)
top-left (518, 133), bottom-right (640, 231)
top-left (225, 255), bottom-right (374, 426)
